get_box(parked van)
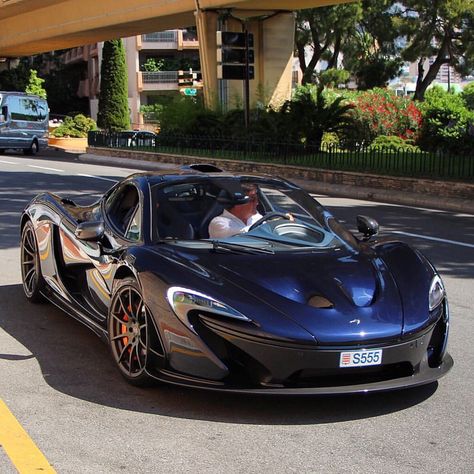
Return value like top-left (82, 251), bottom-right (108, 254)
top-left (0, 92), bottom-right (49, 155)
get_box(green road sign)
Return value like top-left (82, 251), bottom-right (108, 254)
top-left (182, 88), bottom-right (198, 96)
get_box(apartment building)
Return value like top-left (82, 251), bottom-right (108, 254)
top-left (124, 29), bottom-right (199, 129)
top-left (56, 29), bottom-right (198, 128)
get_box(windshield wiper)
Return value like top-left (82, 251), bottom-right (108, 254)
top-left (211, 240), bottom-right (274, 255)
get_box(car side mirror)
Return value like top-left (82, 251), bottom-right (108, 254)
top-left (356, 215), bottom-right (379, 240)
top-left (75, 221), bottom-right (105, 242)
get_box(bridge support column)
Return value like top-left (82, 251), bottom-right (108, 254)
top-left (195, 9), bottom-right (295, 111)
top-left (195, 9), bottom-right (219, 110)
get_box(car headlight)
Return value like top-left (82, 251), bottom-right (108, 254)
top-left (429, 275), bottom-right (445, 311)
top-left (166, 287), bottom-right (251, 330)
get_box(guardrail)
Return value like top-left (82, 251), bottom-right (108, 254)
top-left (88, 131), bottom-right (474, 182)
top-left (141, 71), bottom-right (178, 84)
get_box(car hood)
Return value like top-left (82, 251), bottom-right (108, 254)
top-left (189, 248), bottom-right (404, 345)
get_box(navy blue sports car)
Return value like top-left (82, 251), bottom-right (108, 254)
top-left (20, 165), bottom-right (453, 393)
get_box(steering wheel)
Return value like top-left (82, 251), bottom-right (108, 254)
top-left (248, 212), bottom-right (292, 231)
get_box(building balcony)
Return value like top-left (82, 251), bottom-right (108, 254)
top-left (178, 30), bottom-right (199, 50)
top-left (63, 46), bottom-right (86, 64)
top-left (139, 31), bottom-right (179, 50)
top-left (137, 71), bottom-right (179, 91)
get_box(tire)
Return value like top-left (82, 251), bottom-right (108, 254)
top-left (0, 149), bottom-right (5, 155)
top-left (23, 140), bottom-right (39, 156)
top-left (20, 221), bottom-right (45, 303)
top-left (108, 278), bottom-right (155, 387)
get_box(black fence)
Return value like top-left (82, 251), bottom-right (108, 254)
top-left (88, 131), bottom-right (474, 182)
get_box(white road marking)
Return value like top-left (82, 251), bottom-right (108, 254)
top-left (0, 159), bottom-right (15, 164)
top-left (76, 173), bottom-right (118, 182)
top-left (28, 165), bottom-right (64, 172)
top-left (392, 231), bottom-right (474, 249)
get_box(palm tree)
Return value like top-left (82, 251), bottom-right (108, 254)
top-left (280, 85), bottom-right (354, 150)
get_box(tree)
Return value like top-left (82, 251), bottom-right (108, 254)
top-left (398, 0), bottom-right (474, 101)
top-left (0, 59), bottom-right (30, 92)
top-left (295, 3), bottom-right (362, 84)
top-left (341, 0), bottom-right (403, 89)
top-left (25, 69), bottom-right (47, 99)
top-left (97, 39), bottom-right (130, 130)
top-left (44, 62), bottom-right (89, 115)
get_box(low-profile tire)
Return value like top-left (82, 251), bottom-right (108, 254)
top-left (23, 140), bottom-right (39, 156)
top-left (20, 220), bottom-right (45, 303)
top-left (108, 278), bottom-right (156, 387)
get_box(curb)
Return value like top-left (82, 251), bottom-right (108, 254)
top-left (78, 152), bottom-right (474, 215)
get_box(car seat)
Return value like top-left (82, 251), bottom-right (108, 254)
top-left (156, 202), bottom-right (195, 240)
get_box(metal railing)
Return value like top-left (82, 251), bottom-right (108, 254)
top-left (88, 131), bottom-right (474, 182)
top-left (142, 31), bottom-right (178, 43)
top-left (141, 71), bottom-right (178, 84)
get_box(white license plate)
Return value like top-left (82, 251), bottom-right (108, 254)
top-left (339, 349), bottom-right (383, 368)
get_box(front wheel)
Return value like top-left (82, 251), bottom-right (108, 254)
top-left (20, 221), bottom-right (45, 303)
top-left (108, 278), bottom-right (155, 387)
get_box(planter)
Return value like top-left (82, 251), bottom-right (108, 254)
top-left (48, 137), bottom-right (88, 152)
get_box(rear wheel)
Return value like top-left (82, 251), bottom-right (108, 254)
top-left (23, 140), bottom-right (39, 156)
top-left (108, 278), bottom-right (155, 386)
top-left (20, 221), bottom-right (45, 303)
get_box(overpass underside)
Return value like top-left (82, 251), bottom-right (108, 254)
top-left (0, 0), bottom-right (348, 108)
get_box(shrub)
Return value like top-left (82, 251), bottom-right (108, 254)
top-left (140, 103), bottom-right (164, 123)
top-left (51, 114), bottom-right (97, 138)
top-left (159, 96), bottom-right (224, 136)
top-left (280, 84), bottom-right (354, 149)
top-left (345, 88), bottom-right (422, 144)
top-left (368, 135), bottom-right (421, 152)
top-left (461, 82), bottom-right (474, 111)
top-left (419, 86), bottom-right (474, 154)
top-left (142, 58), bottom-right (164, 72)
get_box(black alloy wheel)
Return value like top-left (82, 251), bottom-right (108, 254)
top-left (108, 278), bottom-right (154, 386)
top-left (20, 221), bottom-right (45, 303)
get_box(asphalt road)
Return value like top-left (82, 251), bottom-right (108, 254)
top-left (0, 149), bottom-right (473, 473)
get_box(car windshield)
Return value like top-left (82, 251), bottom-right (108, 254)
top-left (151, 177), bottom-right (358, 252)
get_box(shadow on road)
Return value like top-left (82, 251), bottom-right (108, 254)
top-left (0, 171), bottom-right (120, 250)
top-left (0, 284), bottom-right (438, 425)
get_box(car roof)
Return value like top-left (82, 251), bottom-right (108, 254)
top-left (125, 168), bottom-right (296, 188)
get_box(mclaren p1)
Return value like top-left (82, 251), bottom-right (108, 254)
top-left (20, 165), bottom-right (453, 394)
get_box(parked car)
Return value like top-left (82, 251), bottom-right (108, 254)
top-left (119, 130), bottom-right (156, 148)
top-left (20, 166), bottom-right (452, 393)
top-left (0, 91), bottom-right (49, 155)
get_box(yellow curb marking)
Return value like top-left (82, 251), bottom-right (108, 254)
top-left (0, 399), bottom-right (56, 473)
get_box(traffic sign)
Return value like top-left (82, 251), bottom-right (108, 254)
top-left (181, 88), bottom-right (198, 96)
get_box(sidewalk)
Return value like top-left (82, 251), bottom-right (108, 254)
top-left (78, 152), bottom-right (474, 215)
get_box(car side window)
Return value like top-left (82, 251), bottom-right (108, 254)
top-left (125, 205), bottom-right (141, 241)
top-left (105, 184), bottom-right (141, 239)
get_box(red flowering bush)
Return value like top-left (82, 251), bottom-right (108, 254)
top-left (344, 88), bottom-right (422, 145)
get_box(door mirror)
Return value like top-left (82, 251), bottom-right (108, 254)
top-left (75, 221), bottom-right (105, 242)
top-left (356, 215), bottom-right (379, 240)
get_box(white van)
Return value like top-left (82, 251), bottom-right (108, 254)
top-left (0, 92), bottom-right (49, 155)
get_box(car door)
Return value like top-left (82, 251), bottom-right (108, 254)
top-left (58, 182), bottom-right (144, 320)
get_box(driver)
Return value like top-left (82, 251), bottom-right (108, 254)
top-left (208, 184), bottom-right (263, 239)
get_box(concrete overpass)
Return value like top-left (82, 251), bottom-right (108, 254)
top-left (0, 0), bottom-right (348, 108)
